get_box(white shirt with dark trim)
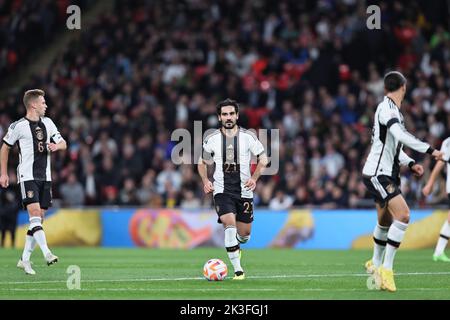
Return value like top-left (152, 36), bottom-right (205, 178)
top-left (363, 96), bottom-right (433, 178)
top-left (202, 127), bottom-right (265, 198)
top-left (2, 117), bottom-right (63, 182)
top-left (440, 137), bottom-right (450, 193)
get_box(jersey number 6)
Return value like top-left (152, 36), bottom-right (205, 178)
top-left (38, 141), bottom-right (45, 153)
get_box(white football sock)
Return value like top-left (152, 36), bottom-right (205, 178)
top-left (29, 216), bottom-right (51, 257)
top-left (21, 231), bottom-right (36, 262)
top-left (236, 233), bottom-right (250, 244)
top-left (383, 220), bottom-right (408, 270)
top-left (434, 221), bottom-right (450, 256)
top-left (224, 226), bottom-right (243, 273)
top-left (372, 224), bottom-right (389, 267)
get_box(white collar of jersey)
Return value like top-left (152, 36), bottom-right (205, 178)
top-left (221, 126), bottom-right (239, 138)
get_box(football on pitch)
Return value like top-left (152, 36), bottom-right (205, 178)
top-left (203, 258), bottom-right (228, 281)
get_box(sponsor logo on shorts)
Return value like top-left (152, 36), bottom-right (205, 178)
top-left (27, 191), bottom-right (34, 198)
top-left (216, 205), bottom-right (220, 212)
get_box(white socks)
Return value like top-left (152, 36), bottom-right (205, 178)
top-left (372, 224), bottom-right (389, 267)
top-left (383, 220), bottom-right (408, 270)
top-left (224, 226), bottom-right (243, 273)
top-left (29, 216), bottom-right (51, 257)
top-left (236, 233), bottom-right (250, 244)
top-left (21, 230), bottom-right (37, 262)
top-left (434, 221), bottom-right (450, 256)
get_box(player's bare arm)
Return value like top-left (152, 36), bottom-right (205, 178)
top-left (0, 143), bottom-right (11, 188)
top-left (432, 149), bottom-right (445, 162)
top-left (422, 160), bottom-right (446, 196)
top-left (198, 157), bottom-right (214, 194)
top-left (244, 153), bottom-right (268, 191)
top-left (399, 149), bottom-right (423, 177)
top-left (47, 139), bottom-right (67, 152)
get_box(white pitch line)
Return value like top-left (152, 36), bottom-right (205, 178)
top-left (1, 271), bottom-right (450, 286)
top-left (1, 288), bottom-right (449, 292)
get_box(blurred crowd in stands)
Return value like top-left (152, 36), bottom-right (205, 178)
top-left (1, 0), bottom-right (450, 209)
top-left (0, 0), bottom-right (91, 82)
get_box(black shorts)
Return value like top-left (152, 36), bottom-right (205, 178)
top-left (213, 193), bottom-right (254, 224)
top-left (363, 175), bottom-right (401, 207)
top-left (20, 180), bottom-right (52, 209)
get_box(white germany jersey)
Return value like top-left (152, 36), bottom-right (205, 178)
top-left (363, 96), bottom-right (432, 178)
top-left (202, 127), bottom-right (265, 198)
top-left (439, 137), bottom-right (450, 193)
top-left (2, 117), bottom-right (63, 182)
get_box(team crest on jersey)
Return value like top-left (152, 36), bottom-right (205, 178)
top-left (386, 184), bottom-right (395, 194)
top-left (35, 127), bottom-right (44, 140)
top-left (27, 191), bottom-right (34, 198)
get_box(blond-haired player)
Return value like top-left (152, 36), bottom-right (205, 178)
top-left (0, 89), bottom-right (67, 275)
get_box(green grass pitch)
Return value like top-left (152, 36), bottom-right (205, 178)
top-left (0, 248), bottom-right (449, 300)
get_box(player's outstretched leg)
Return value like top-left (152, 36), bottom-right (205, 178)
top-left (18, 228), bottom-right (37, 274)
top-left (375, 196), bottom-right (410, 292)
top-left (366, 223), bottom-right (389, 274)
top-left (224, 225), bottom-right (244, 280)
top-left (236, 221), bottom-right (251, 279)
top-left (433, 219), bottom-right (450, 262)
top-left (27, 205), bottom-right (58, 266)
top-left (379, 219), bottom-right (408, 292)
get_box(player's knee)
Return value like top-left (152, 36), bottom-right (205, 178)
top-left (398, 212), bottom-right (410, 224)
top-left (28, 208), bottom-right (41, 217)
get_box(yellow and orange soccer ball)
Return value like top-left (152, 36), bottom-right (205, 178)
top-left (203, 259), bottom-right (228, 281)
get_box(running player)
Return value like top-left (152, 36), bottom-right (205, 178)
top-left (362, 71), bottom-right (444, 292)
top-left (198, 98), bottom-right (268, 280)
top-left (0, 89), bottom-right (67, 275)
top-left (422, 137), bottom-right (450, 262)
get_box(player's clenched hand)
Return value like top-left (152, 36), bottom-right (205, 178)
top-left (47, 143), bottom-right (59, 152)
top-left (244, 178), bottom-right (257, 191)
top-left (203, 180), bottom-right (214, 194)
top-left (422, 183), bottom-right (433, 197)
top-left (410, 164), bottom-right (424, 177)
top-left (0, 174), bottom-right (9, 188)
top-left (432, 150), bottom-right (445, 162)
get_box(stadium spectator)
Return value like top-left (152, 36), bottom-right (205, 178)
top-left (0, 171), bottom-right (19, 247)
top-left (269, 190), bottom-right (294, 210)
top-left (60, 173), bottom-right (85, 207)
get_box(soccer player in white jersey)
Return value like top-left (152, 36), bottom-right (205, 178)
top-left (0, 89), bottom-right (67, 275)
top-left (198, 99), bottom-right (268, 280)
top-left (362, 72), bottom-right (444, 292)
top-left (422, 137), bottom-right (450, 262)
